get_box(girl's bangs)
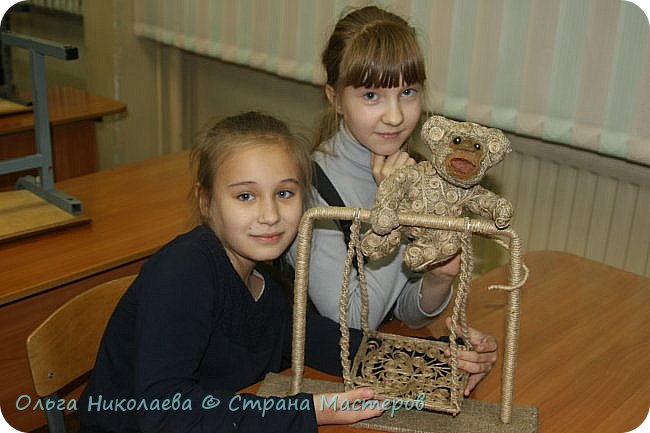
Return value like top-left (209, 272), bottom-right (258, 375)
top-left (341, 30), bottom-right (425, 89)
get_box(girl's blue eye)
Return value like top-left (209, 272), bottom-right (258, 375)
top-left (237, 193), bottom-right (254, 201)
top-left (363, 92), bottom-right (377, 101)
top-left (278, 190), bottom-right (294, 199)
top-left (402, 88), bottom-right (417, 97)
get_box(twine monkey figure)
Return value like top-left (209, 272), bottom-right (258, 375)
top-left (361, 115), bottom-right (513, 271)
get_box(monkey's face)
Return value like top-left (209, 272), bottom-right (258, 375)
top-left (444, 135), bottom-right (486, 183)
top-left (422, 115), bottom-right (512, 189)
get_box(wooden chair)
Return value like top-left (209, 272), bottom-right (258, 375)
top-left (26, 275), bottom-right (136, 433)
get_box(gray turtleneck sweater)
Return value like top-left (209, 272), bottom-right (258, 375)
top-left (289, 125), bottom-right (452, 330)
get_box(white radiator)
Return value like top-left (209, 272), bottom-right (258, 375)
top-left (474, 134), bottom-right (650, 278)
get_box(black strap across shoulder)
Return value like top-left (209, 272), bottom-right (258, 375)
top-left (312, 161), bottom-right (352, 248)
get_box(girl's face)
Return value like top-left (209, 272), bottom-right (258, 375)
top-left (330, 81), bottom-right (422, 156)
top-left (202, 142), bottom-right (303, 277)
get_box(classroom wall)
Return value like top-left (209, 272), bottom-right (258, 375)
top-left (4, 2), bottom-right (649, 277)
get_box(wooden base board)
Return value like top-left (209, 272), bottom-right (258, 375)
top-left (0, 189), bottom-right (90, 243)
top-left (258, 373), bottom-right (539, 433)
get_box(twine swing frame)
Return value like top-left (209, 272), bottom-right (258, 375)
top-left (338, 211), bottom-right (473, 414)
top-left (290, 206), bottom-right (527, 423)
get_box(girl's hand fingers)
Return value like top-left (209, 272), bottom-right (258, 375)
top-left (371, 151), bottom-right (416, 184)
top-left (428, 254), bottom-right (460, 280)
top-left (314, 388), bottom-right (384, 425)
top-left (442, 317), bottom-right (498, 395)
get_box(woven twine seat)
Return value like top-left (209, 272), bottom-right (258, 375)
top-left (349, 331), bottom-right (469, 413)
top-left (289, 206), bottom-right (529, 425)
top-left (337, 211), bottom-right (475, 414)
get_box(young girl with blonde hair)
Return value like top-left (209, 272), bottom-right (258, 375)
top-left (78, 112), bottom-right (382, 433)
top-left (289, 6), bottom-right (498, 396)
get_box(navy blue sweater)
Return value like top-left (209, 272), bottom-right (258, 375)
top-left (78, 225), bottom-right (360, 433)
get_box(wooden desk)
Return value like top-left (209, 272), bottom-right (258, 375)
top-left (252, 251), bottom-right (650, 433)
top-left (0, 150), bottom-right (192, 431)
top-left (464, 251), bottom-right (649, 433)
top-left (0, 87), bottom-right (126, 190)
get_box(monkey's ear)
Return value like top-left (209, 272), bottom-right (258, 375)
top-left (488, 140), bottom-right (501, 154)
top-left (430, 126), bottom-right (445, 141)
top-left (487, 130), bottom-right (512, 156)
top-left (423, 115), bottom-right (454, 142)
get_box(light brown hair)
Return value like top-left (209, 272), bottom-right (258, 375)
top-left (190, 111), bottom-right (312, 225)
top-left (315, 5), bottom-right (427, 151)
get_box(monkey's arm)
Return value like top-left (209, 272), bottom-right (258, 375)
top-left (464, 185), bottom-right (513, 229)
top-left (369, 165), bottom-right (417, 234)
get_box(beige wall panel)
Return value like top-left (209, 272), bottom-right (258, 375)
top-left (547, 164), bottom-right (578, 252)
top-left (585, 175), bottom-right (618, 263)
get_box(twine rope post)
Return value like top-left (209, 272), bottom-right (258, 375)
top-left (290, 210), bottom-right (316, 395)
top-left (458, 218), bottom-right (473, 342)
top-left (355, 216), bottom-right (370, 334)
top-left (338, 211), bottom-right (364, 386)
top-left (448, 222), bottom-right (474, 411)
top-left (499, 232), bottom-right (524, 423)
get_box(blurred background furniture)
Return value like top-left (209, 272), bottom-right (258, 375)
top-left (26, 275), bottom-right (135, 433)
top-left (0, 87), bottom-right (126, 191)
top-left (0, 150), bottom-right (191, 431)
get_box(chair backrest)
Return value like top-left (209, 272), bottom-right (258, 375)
top-left (26, 274), bottom-right (135, 431)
